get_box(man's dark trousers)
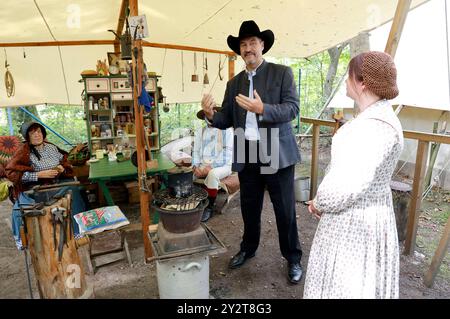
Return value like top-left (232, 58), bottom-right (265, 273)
top-left (237, 141), bottom-right (302, 264)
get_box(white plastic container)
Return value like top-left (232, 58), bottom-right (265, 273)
top-left (156, 254), bottom-right (209, 299)
top-left (294, 176), bottom-right (310, 202)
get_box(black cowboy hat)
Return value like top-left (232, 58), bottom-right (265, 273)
top-left (227, 20), bottom-right (274, 55)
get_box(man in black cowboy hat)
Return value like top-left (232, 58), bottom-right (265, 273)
top-left (201, 20), bottom-right (303, 284)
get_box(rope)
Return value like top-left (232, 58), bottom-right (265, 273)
top-left (181, 51), bottom-right (185, 92)
top-left (33, 0), bottom-right (71, 105)
top-left (184, 0), bottom-right (234, 38)
top-left (4, 49), bottom-right (15, 97)
top-left (159, 48), bottom-right (167, 86)
top-left (5, 70), bottom-right (15, 97)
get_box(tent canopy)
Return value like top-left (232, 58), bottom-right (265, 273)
top-left (0, 0), bottom-right (430, 107)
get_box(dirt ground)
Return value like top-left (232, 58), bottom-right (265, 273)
top-left (1, 139), bottom-right (449, 299)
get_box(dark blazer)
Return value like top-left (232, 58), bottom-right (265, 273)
top-left (212, 60), bottom-right (301, 172)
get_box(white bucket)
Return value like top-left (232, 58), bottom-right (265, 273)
top-left (156, 254), bottom-right (209, 299)
top-left (294, 176), bottom-right (310, 202)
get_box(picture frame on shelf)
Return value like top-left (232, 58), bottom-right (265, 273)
top-left (146, 77), bottom-right (156, 92)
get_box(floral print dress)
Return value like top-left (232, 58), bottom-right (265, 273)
top-left (304, 100), bottom-right (404, 299)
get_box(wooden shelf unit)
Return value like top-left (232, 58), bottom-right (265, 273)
top-left (81, 74), bottom-right (161, 153)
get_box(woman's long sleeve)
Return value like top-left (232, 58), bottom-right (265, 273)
top-left (313, 119), bottom-right (397, 214)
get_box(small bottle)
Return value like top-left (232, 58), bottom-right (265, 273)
top-left (103, 97), bottom-right (109, 109)
top-left (88, 96), bottom-right (94, 109)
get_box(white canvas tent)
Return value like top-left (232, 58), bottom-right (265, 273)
top-left (0, 0), bottom-right (429, 107)
top-left (324, 0), bottom-right (450, 188)
top-left (328, 0), bottom-right (450, 111)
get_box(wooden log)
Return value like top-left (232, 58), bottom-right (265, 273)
top-left (403, 140), bottom-right (429, 255)
top-left (423, 215), bottom-right (450, 287)
top-left (25, 196), bottom-right (90, 299)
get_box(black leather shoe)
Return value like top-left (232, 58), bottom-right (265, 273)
top-left (288, 263), bottom-right (303, 284)
top-left (201, 207), bottom-right (213, 222)
top-left (228, 251), bottom-right (255, 269)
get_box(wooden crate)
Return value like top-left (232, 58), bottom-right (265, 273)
top-left (125, 181), bottom-right (139, 204)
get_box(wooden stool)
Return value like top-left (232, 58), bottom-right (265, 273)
top-left (77, 229), bottom-right (132, 274)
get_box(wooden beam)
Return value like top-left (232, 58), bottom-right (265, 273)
top-left (114, 0), bottom-right (129, 54)
top-left (403, 140), bottom-right (429, 255)
top-left (300, 116), bottom-right (336, 128)
top-left (385, 0), bottom-right (412, 57)
top-left (0, 40), bottom-right (234, 56)
top-left (0, 40), bottom-right (115, 47)
top-left (142, 41), bottom-right (234, 55)
top-left (309, 124), bottom-right (320, 199)
top-left (423, 215), bottom-right (450, 287)
top-left (403, 130), bottom-right (450, 144)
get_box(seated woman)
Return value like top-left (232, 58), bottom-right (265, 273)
top-left (6, 122), bottom-right (86, 249)
top-left (193, 108), bottom-right (233, 222)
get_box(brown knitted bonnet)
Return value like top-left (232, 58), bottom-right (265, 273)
top-left (361, 51), bottom-right (399, 100)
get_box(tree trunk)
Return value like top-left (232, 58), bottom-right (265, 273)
top-left (349, 32), bottom-right (370, 116)
top-left (25, 192), bottom-right (92, 299)
top-left (321, 45), bottom-right (347, 120)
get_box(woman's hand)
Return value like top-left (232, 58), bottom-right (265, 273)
top-left (306, 200), bottom-right (322, 219)
top-left (37, 169), bottom-right (59, 179)
top-left (55, 165), bottom-right (65, 173)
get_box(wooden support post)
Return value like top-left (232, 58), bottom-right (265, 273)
top-left (228, 55), bottom-right (236, 80)
top-left (423, 215), bottom-right (450, 287)
top-left (129, 0), bottom-right (153, 261)
top-left (309, 124), bottom-right (320, 199)
top-left (114, 0), bottom-right (129, 54)
top-left (404, 140), bottom-right (429, 255)
top-left (385, 0), bottom-right (412, 57)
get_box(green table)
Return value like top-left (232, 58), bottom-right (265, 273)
top-left (89, 151), bottom-right (175, 206)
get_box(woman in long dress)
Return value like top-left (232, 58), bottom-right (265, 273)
top-left (304, 51), bottom-right (404, 299)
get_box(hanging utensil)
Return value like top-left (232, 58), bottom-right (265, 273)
top-left (203, 52), bottom-right (209, 85)
top-left (191, 52), bottom-right (199, 82)
top-left (218, 55), bottom-right (224, 81)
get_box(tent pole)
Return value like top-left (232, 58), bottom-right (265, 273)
top-left (129, 0), bottom-right (153, 261)
top-left (385, 0), bottom-right (412, 57)
top-left (115, 0), bottom-right (129, 54)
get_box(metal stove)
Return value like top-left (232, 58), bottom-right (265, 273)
top-left (149, 183), bottom-right (226, 299)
